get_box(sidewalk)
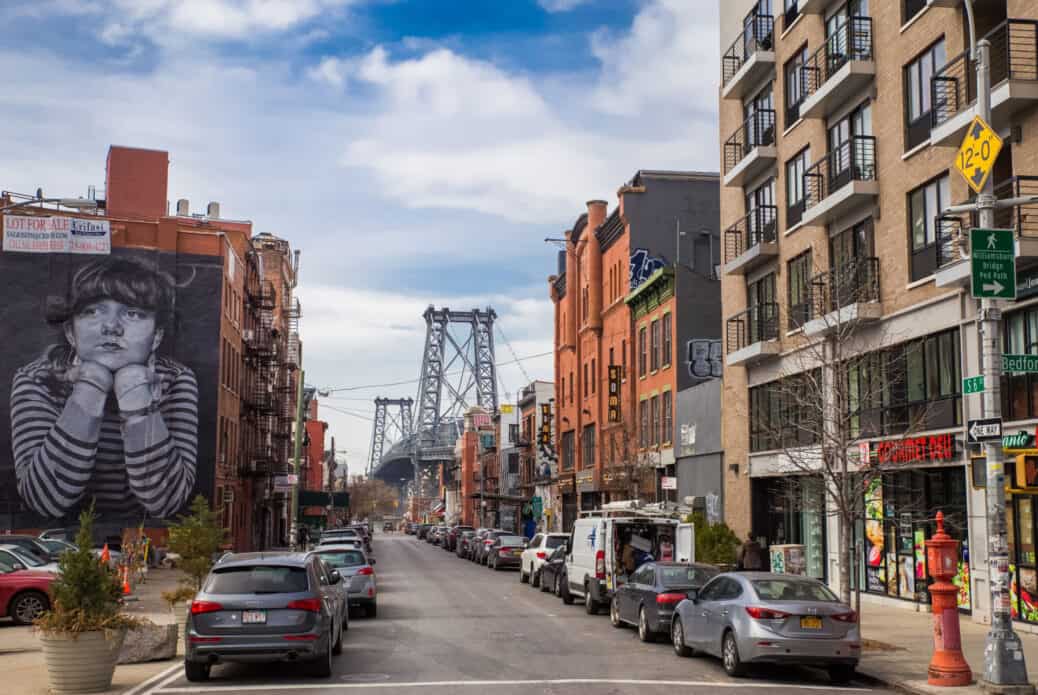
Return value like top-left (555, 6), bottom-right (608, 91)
top-left (2, 567), bottom-right (186, 695)
top-left (859, 599), bottom-right (1038, 694)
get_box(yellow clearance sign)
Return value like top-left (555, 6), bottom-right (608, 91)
top-left (955, 115), bottom-right (1003, 194)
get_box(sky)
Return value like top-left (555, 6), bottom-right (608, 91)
top-left (1, 0), bottom-right (721, 474)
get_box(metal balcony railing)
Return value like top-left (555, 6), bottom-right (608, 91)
top-left (989, 176), bottom-right (1038, 238)
top-left (722, 14), bottom-right (775, 86)
top-left (804, 135), bottom-right (876, 210)
top-left (726, 302), bottom-right (779, 354)
top-left (932, 19), bottom-right (1038, 128)
top-left (802, 16), bottom-right (873, 96)
top-left (723, 109), bottom-right (776, 174)
top-left (810, 257), bottom-right (880, 317)
top-left (724, 205), bottom-right (778, 264)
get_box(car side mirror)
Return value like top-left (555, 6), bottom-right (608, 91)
top-left (329, 570), bottom-right (342, 585)
top-left (11, 563), bottom-right (24, 571)
top-left (686, 589), bottom-right (699, 603)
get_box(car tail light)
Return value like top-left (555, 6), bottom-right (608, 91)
top-left (499, 547), bottom-right (515, 556)
top-left (190, 600), bottom-right (222, 615)
top-left (283, 634), bottom-right (319, 641)
top-left (189, 636), bottom-right (223, 643)
top-left (831, 611), bottom-right (858, 623)
top-left (287, 598), bottom-right (322, 612)
top-left (536, 552), bottom-right (547, 560)
top-left (745, 606), bottom-right (791, 620)
top-left (595, 550), bottom-right (605, 580)
top-left (656, 593), bottom-right (686, 605)
top-left (484, 539), bottom-right (494, 545)
top-left (357, 567), bottom-right (375, 576)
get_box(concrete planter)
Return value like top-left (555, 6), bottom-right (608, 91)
top-left (39, 629), bottom-right (126, 694)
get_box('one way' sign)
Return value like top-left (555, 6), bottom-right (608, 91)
top-left (968, 417), bottom-right (1003, 443)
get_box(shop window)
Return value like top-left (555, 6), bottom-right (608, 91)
top-left (751, 476), bottom-right (826, 580)
top-left (1002, 306), bottom-right (1038, 421)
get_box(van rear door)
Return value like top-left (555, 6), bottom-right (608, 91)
top-left (675, 523), bottom-right (695, 563)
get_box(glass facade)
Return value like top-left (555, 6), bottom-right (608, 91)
top-left (751, 476), bottom-right (826, 580)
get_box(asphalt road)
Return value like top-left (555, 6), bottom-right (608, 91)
top-left (143, 532), bottom-right (888, 695)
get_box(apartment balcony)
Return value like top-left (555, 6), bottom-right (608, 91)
top-left (721, 14), bottom-right (775, 100)
top-left (723, 205), bottom-right (778, 275)
top-left (802, 257), bottom-right (881, 337)
top-left (931, 19), bottom-right (1038, 146)
top-left (799, 17), bottom-right (875, 121)
top-left (801, 136), bottom-right (878, 228)
top-left (723, 110), bottom-right (777, 188)
top-left (935, 176), bottom-right (1038, 288)
top-left (726, 302), bottom-right (780, 367)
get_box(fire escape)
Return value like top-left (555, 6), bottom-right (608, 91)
top-left (242, 256), bottom-right (278, 483)
top-left (272, 297), bottom-right (302, 473)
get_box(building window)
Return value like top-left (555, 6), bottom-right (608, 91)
top-left (508, 423), bottom-right (519, 444)
top-left (639, 400), bottom-right (649, 449)
top-left (784, 44), bottom-right (808, 128)
top-left (582, 424), bottom-right (596, 470)
top-left (609, 347), bottom-right (615, 370)
top-left (787, 251), bottom-right (813, 329)
top-left (903, 0), bottom-right (928, 25)
top-left (662, 391), bottom-right (672, 445)
top-left (783, 0), bottom-right (799, 32)
top-left (750, 371), bottom-right (821, 452)
top-left (650, 396), bottom-right (660, 447)
top-left (639, 327), bottom-right (648, 377)
top-left (904, 39), bottom-right (946, 151)
top-left (650, 319), bottom-right (661, 371)
top-left (908, 173), bottom-right (950, 281)
top-left (1003, 307), bottom-right (1038, 421)
top-left (569, 370), bottom-right (574, 403)
top-left (584, 363), bottom-right (589, 398)
top-left (662, 316), bottom-right (672, 368)
top-left (621, 338), bottom-right (627, 379)
top-left (785, 147), bottom-right (810, 228)
top-left (592, 358), bottom-right (597, 394)
top-left (561, 430), bottom-right (575, 470)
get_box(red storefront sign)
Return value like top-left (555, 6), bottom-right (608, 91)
top-left (873, 433), bottom-right (956, 465)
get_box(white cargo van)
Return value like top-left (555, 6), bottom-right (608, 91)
top-left (561, 504), bottom-right (694, 614)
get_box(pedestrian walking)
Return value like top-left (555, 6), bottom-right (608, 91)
top-left (736, 532), bottom-right (764, 570)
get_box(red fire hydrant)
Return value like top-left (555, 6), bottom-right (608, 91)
top-left (926, 511), bottom-right (972, 686)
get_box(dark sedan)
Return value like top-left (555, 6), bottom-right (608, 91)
top-left (455, 531), bottom-right (476, 558)
top-left (475, 530), bottom-right (509, 565)
top-left (610, 562), bottom-right (719, 642)
top-left (539, 545), bottom-right (567, 596)
top-left (487, 535), bottom-right (526, 570)
top-left (416, 524), bottom-right (432, 540)
top-left (467, 529), bottom-right (492, 561)
top-left (445, 525), bottom-right (474, 552)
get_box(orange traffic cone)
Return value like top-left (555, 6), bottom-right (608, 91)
top-left (121, 566), bottom-right (131, 596)
top-left (100, 543), bottom-right (110, 565)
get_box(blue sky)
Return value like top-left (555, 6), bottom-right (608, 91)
top-left (1, 0), bottom-right (720, 468)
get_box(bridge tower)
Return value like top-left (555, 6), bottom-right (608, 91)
top-left (367, 398), bottom-right (413, 475)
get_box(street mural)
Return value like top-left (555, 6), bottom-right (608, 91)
top-left (629, 248), bottom-right (667, 290)
top-left (0, 242), bottom-right (220, 528)
top-left (686, 339), bottom-right (723, 381)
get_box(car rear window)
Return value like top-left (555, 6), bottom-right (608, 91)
top-left (314, 551), bottom-right (366, 567)
top-left (498, 536), bottom-right (525, 546)
top-left (752, 579), bottom-right (838, 602)
top-left (545, 536), bottom-right (566, 549)
top-left (206, 565), bottom-right (309, 594)
top-left (660, 565), bottom-right (717, 588)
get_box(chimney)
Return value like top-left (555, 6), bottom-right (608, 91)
top-left (586, 200), bottom-right (607, 328)
top-left (105, 146), bottom-right (169, 220)
top-left (207, 201), bottom-right (220, 219)
top-left (176, 199), bottom-right (189, 216)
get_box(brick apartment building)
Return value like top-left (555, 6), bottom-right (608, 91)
top-left (549, 171), bottom-right (720, 531)
top-left (718, 0), bottom-right (1038, 624)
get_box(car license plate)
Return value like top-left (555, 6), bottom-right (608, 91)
top-left (800, 616), bottom-right (822, 630)
top-left (513, 549), bottom-right (522, 556)
top-left (242, 610), bottom-right (267, 624)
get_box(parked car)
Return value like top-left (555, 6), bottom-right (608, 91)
top-left (468, 529), bottom-right (493, 562)
top-left (445, 525), bottom-right (474, 552)
top-left (455, 531), bottom-right (477, 558)
top-left (308, 546), bottom-right (378, 618)
top-left (416, 524), bottom-right (432, 540)
top-left (316, 537), bottom-right (363, 551)
top-left (0, 545), bottom-right (60, 574)
top-left (184, 552), bottom-right (346, 682)
top-left (37, 539), bottom-right (77, 558)
top-left (476, 530), bottom-right (510, 565)
top-left (0, 554), bottom-right (54, 625)
top-left (0, 535), bottom-right (59, 563)
top-left (405, 523), bottom-right (417, 535)
top-left (321, 528), bottom-right (360, 544)
top-left (670, 573), bottom-right (860, 683)
top-left (349, 524), bottom-right (373, 552)
top-left (538, 544), bottom-right (568, 596)
top-left (382, 522), bottom-right (393, 533)
top-left (519, 533), bottom-right (568, 587)
top-left (487, 535), bottom-right (526, 571)
top-left (610, 562), bottom-right (719, 642)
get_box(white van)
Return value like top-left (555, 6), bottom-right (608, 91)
top-left (561, 506), bottom-right (694, 614)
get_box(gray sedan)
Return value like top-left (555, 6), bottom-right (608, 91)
top-left (308, 546), bottom-right (378, 618)
top-left (670, 572), bottom-right (860, 683)
top-left (184, 552), bottom-right (345, 682)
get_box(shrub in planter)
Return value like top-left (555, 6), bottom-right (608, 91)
top-left (167, 495), bottom-right (225, 592)
top-left (36, 504), bottom-right (140, 694)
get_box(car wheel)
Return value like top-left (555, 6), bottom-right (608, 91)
top-left (367, 602), bottom-right (377, 619)
top-left (531, 566), bottom-right (541, 589)
top-left (520, 564), bottom-right (529, 583)
top-left (610, 597), bottom-right (623, 628)
top-left (554, 574), bottom-right (562, 597)
top-left (10, 591), bottom-right (48, 626)
top-left (584, 584), bottom-right (598, 615)
top-left (184, 661), bottom-right (211, 682)
top-left (540, 572), bottom-right (550, 593)
top-left (310, 629), bottom-right (333, 678)
top-left (561, 575), bottom-right (574, 605)
top-left (332, 620), bottom-right (343, 655)
top-left (672, 618), bottom-right (692, 657)
top-left (722, 630), bottom-right (746, 677)
top-left (828, 664), bottom-right (856, 684)
top-left (638, 606), bottom-right (655, 642)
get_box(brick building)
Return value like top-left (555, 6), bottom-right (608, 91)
top-left (717, 0), bottom-right (1038, 623)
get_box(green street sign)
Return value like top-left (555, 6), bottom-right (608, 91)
top-left (963, 375), bottom-right (986, 394)
top-left (1004, 354), bottom-right (1038, 373)
top-left (970, 228), bottom-right (1016, 299)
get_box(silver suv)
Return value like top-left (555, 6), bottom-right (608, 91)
top-left (184, 552), bottom-right (346, 681)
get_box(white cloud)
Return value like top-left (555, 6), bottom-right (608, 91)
top-left (537, 0), bottom-right (589, 12)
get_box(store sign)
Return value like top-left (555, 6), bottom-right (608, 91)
top-left (661, 476), bottom-right (677, 490)
top-left (539, 403), bottom-right (552, 445)
top-left (607, 365), bottom-right (621, 423)
top-left (1003, 428), bottom-right (1038, 451)
top-left (3, 214), bottom-right (111, 254)
top-left (874, 433), bottom-right (955, 465)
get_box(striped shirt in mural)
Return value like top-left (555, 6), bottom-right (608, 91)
top-left (10, 355), bottom-right (199, 519)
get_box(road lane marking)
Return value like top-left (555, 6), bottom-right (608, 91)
top-left (140, 663), bottom-right (191, 695)
top-left (154, 678), bottom-right (873, 692)
top-left (123, 662), bottom-right (183, 695)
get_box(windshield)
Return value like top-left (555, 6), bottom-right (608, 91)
top-left (2, 547), bottom-right (43, 567)
top-left (752, 579), bottom-right (840, 602)
top-left (545, 536), bottom-right (566, 549)
top-left (659, 565), bottom-right (718, 588)
top-left (206, 565), bottom-right (309, 594)
top-left (314, 550), bottom-right (366, 567)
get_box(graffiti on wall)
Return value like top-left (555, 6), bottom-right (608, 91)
top-left (686, 339), bottom-right (723, 382)
top-left (0, 241), bottom-right (220, 528)
top-left (630, 248), bottom-right (667, 290)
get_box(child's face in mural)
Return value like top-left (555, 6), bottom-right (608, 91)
top-left (66, 298), bottom-right (163, 372)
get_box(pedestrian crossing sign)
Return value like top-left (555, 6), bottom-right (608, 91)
top-left (955, 115), bottom-right (1003, 195)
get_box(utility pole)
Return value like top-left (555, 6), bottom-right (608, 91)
top-left (290, 369), bottom-right (306, 551)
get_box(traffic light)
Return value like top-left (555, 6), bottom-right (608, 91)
top-left (1016, 454), bottom-right (1038, 488)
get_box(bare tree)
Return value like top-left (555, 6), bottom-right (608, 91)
top-left (346, 475), bottom-right (399, 520)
